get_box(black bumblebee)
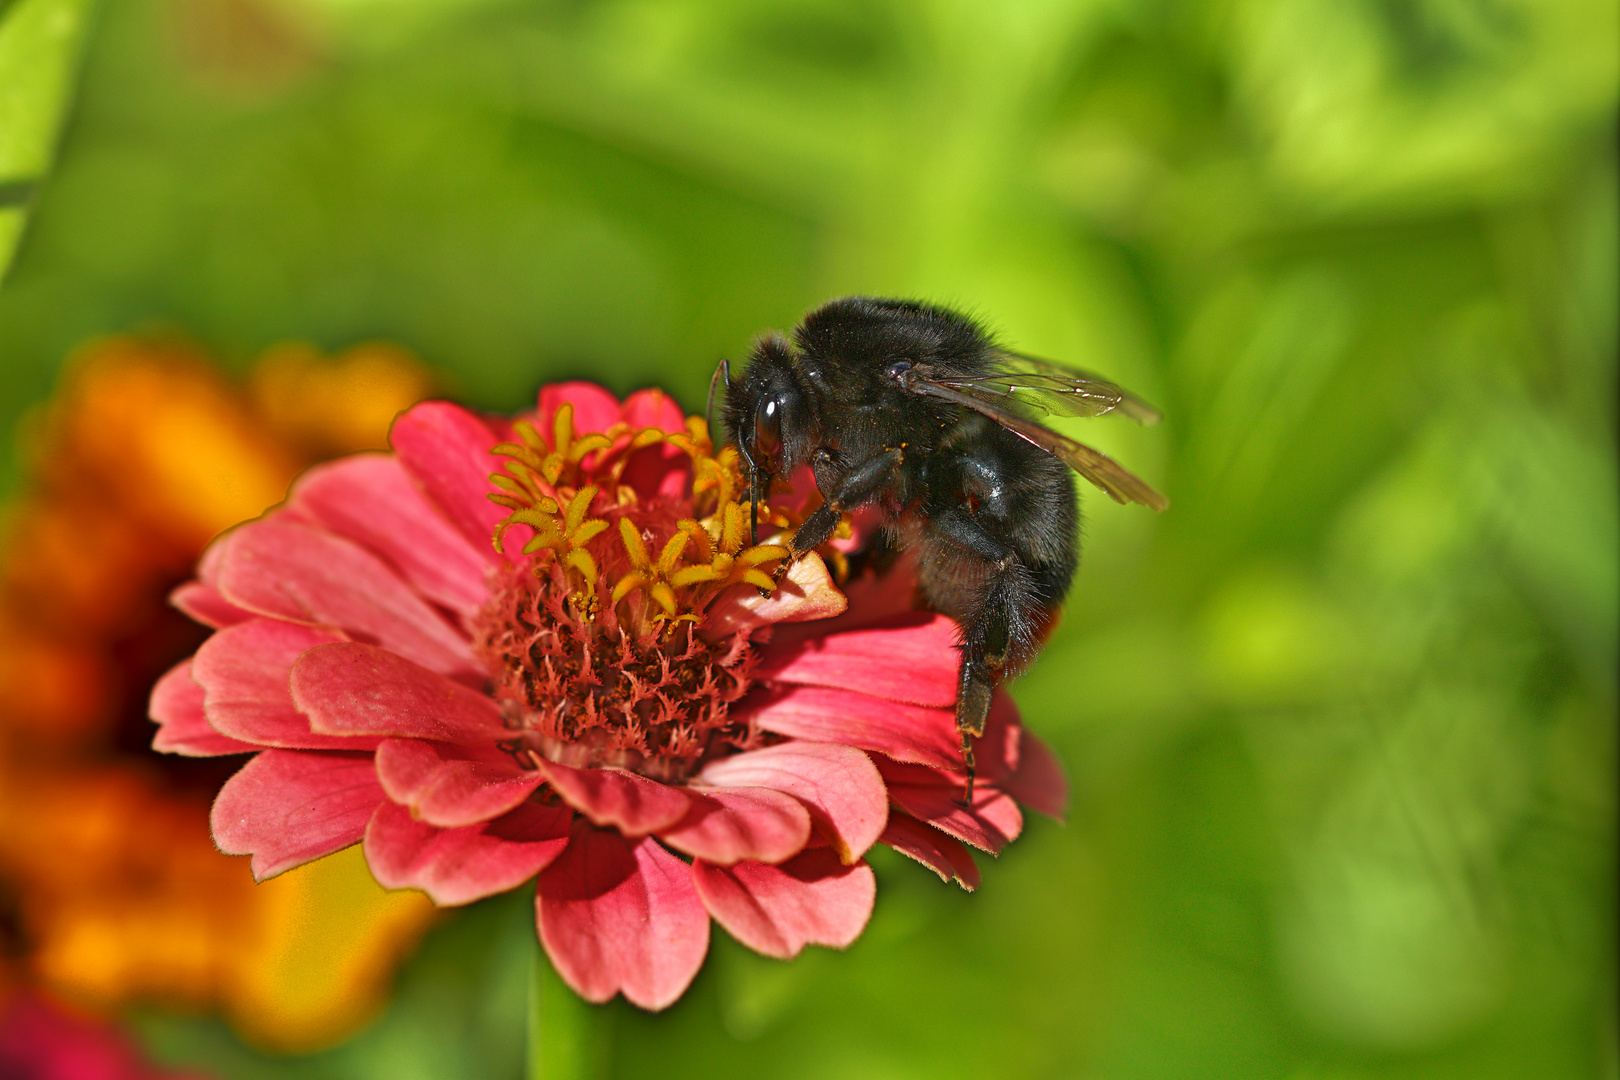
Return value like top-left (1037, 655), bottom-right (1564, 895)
top-left (718, 297), bottom-right (1166, 801)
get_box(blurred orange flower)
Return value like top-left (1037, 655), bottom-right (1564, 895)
top-left (0, 334), bottom-right (441, 1050)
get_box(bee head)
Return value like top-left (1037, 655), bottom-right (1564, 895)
top-left (724, 334), bottom-right (814, 543)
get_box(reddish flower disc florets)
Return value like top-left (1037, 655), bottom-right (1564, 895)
top-left (478, 559), bottom-right (759, 782)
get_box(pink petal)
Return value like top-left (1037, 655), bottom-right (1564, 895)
top-left (621, 441), bottom-right (692, 501)
top-left (211, 750), bottom-right (383, 880)
top-left (215, 517), bottom-right (479, 680)
top-left (537, 382), bottom-right (622, 437)
top-left (875, 694), bottom-right (1019, 783)
top-left (389, 400), bottom-right (510, 563)
top-left (875, 760), bottom-right (953, 787)
top-left (657, 787), bottom-right (811, 866)
top-left (290, 641), bottom-right (506, 741)
top-left (1001, 729), bottom-right (1068, 821)
top-left (192, 620), bottom-right (376, 750)
top-left (770, 465), bottom-right (822, 516)
top-left (618, 389), bottom-right (694, 499)
top-left (149, 660), bottom-right (257, 757)
top-left (286, 453), bottom-right (488, 619)
top-left (755, 612), bottom-right (960, 708)
top-left (756, 689), bottom-right (1021, 779)
top-left (536, 820), bottom-right (710, 1010)
top-left (981, 693), bottom-right (1025, 781)
top-left (195, 529), bottom-right (231, 588)
top-left (365, 798), bottom-right (571, 905)
top-left (880, 814), bottom-right (980, 891)
top-left (374, 738), bottom-right (544, 828)
top-left (701, 554), bottom-right (847, 639)
top-left (747, 685), bottom-right (960, 769)
top-left (765, 548), bottom-right (921, 651)
top-left (619, 388), bottom-right (687, 433)
top-left (698, 742), bottom-right (886, 863)
top-left (884, 773), bottom-right (1024, 855)
top-left (537, 760), bottom-right (691, 837)
top-left (691, 847), bottom-right (875, 959)
top-left (170, 580), bottom-right (254, 629)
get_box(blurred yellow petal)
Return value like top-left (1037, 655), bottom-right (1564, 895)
top-left (50, 338), bottom-right (301, 549)
top-left (224, 846), bottom-right (438, 1052)
top-left (249, 341), bottom-right (436, 458)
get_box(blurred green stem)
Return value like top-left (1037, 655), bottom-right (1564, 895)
top-left (527, 939), bottom-right (545, 1080)
top-left (529, 937), bottom-right (596, 1080)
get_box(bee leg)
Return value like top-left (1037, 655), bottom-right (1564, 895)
top-left (785, 446), bottom-right (905, 559)
top-left (955, 599), bottom-right (1014, 806)
top-left (956, 657), bottom-right (993, 805)
top-left (929, 507), bottom-right (1021, 807)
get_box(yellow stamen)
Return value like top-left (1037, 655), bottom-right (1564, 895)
top-left (656, 533), bottom-right (689, 575)
top-left (488, 404), bottom-right (828, 628)
top-left (618, 517), bottom-right (651, 570)
top-left (676, 519), bottom-right (713, 563)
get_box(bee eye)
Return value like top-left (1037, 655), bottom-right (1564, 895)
top-left (754, 397), bottom-right (782, 457)
top-left (884, 359), bottom-right (913, 379)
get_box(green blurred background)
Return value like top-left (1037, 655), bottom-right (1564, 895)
top-left (1, 0), bottom-right (1614, 1076)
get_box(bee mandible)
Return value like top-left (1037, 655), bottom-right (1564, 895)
top-left (717, 297), bottom-right (1167, 803)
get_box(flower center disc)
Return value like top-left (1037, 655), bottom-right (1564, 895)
top-left (472, 402), bottom-right (797, 784)
top-left (477, 560), bottom-right (758, 783)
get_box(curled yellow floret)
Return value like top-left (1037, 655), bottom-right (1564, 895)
top-left (488, 406), bottom-right (794, 629)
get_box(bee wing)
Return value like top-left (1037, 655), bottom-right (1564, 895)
top-left (933, 350), bottom-right (1163, 425)
top-left (905, 377), bottom-right (1170, 511)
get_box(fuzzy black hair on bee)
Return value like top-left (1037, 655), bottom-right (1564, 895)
top-left (718, 297), bottom-right (1166, 802)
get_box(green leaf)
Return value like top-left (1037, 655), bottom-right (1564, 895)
top-left (0, 0), bottom-right (94, 285)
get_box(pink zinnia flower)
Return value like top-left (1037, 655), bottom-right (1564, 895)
top-left (150, 382), bottom-right (1067, 1009)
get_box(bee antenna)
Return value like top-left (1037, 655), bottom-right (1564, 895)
top-left (749, 468), bottom-right (761, 546)
top-left (705, 358), bottom-right (731, 442)
top-left (736, 436), bottom-right (762, 546)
